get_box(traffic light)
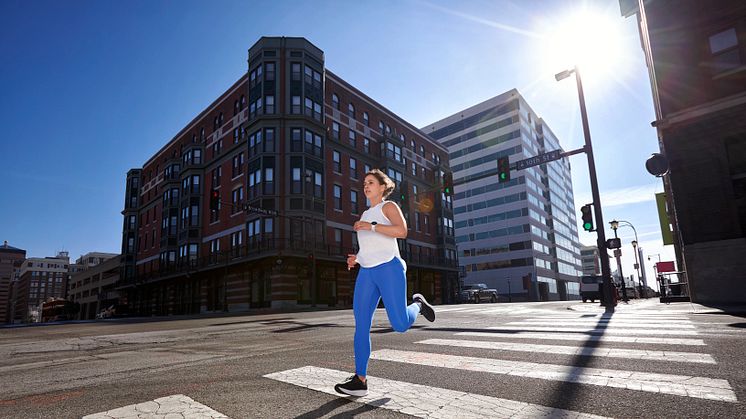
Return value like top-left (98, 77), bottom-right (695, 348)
top-left (209, 189), bottom-right (220, 211)
top-left (497, 156), bottom-right (510, 183)
top-left (398, 180), bottom-right (409, 213)
top-left (442, 171), bottom-right (454, 196)
top-left (580, 203), bottom-right (594, 232)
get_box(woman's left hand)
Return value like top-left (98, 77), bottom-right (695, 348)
top-left (353, 221), bottom-right (373, 231)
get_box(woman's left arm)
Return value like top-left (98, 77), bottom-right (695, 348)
top-left (377, 202), bottom-right (408, 239)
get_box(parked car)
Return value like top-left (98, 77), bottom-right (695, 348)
top-left (460, 283), bottom-right (498, 303)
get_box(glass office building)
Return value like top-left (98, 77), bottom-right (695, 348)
top-left (422, 89), bottom-right (582, 301)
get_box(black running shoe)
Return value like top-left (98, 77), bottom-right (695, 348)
top-left (334, 374), bottom-right (368, 397)
top-left (413, 293), bottom-right (435, 322)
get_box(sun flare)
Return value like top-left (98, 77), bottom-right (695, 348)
top-left (540, 9), bottom-right (628, 84)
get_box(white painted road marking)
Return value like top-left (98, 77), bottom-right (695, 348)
top-left (370, 349), bottom-right (737, 403)
top-left (264, 366), bottom-right (609, 418)
top-left (488, 326), bottom-right (699, 335)
top-left (417, 338), bottom-right (716, 364)
top-left (455, 331), bottom-right (707, 346)
top-left (508, 320), bottom-right (696, 328)
top-left (83, 394), bottom-right (229, 419)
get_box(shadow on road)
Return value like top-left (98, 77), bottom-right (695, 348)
top-left (294, 397), bottom-right (391, 419)
top-left (544, 312), bottom-right (613, 411)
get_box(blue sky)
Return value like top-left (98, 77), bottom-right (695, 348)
top-left (0, 0), bottom-right (673, 286)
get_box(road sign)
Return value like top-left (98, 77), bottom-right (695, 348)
top-left (242, 204), bottom-right (279, 216)
top-left (514, 150), bottom-right (562, 170)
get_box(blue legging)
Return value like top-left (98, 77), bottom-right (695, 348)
top-left (353, 257), bottom-right (419, 376)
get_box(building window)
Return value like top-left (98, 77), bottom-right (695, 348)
top-left (708, 28), bottom-right (741, 74)
top-left (334, 228), bottom-right (342, 247)
top-left (363, 112), bottom-right (369, 126)
top-left (305, 130), bottom-right (323, 157)
top-left (291, 63), bottom-right (301, 81)
top-left (264, 128), bottom-right (275, 152)
top-left (364, 138), bottom-right (370, 154)
top-left (333, 150), bottom-right (341, 172)
top-left (248, 169), bottom-right (261, 199)
top-left (420, 144), bottom-right (426, 158)
top-left (249, 130), bottom-right (262, 157)
top-left (350, 157), bottom-right (357, 179)
top-left (291, 96), bottom-right (301, 114)
top-left (314, 171), bottom-right (323, 198)
top-left (348, 130), bottom-right (356, 148)
top-left (212, 167), bottom-right (222, 188)
top-left (332, 93), bottom-right (340, 110)
top-left (232, 152), bottom-right (245, 178)
top-left (210, 238), bottom-right (220, 255)
top-left (332, 122), bottom-right (340, 140)
top-left (351, 190), bottom-right (358, 214)
top-left (265, 62), bottom-right (275, 81)
top-left (191, 175), bottom-right (200, 194)
top-left (232, 187), bottom-right (244, 214)
top-left (264, 167), bottom-right (274, 195)
top-left (291, 128), bottom-right (302, 152)
top-left (348, 103), bottom-right (355, 119)
top-left (292, 167), bottom-right (302, 193)
top-left (212, 139), bottom-right (223, 157)
top-left (304, 97), bottom-right (313, 117)
top-left (265, 95), bottom-right (275, 114)
top-left (334, 185), bottom-right (342, 210)
top-left (231, 231), bottom-right (243, 249)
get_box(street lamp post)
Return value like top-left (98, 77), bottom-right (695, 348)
top-left (556, 66), bottom-right (615, 312)
top-left (507, 277), bottom-right (512, 303)
top-left (609, 220), bottom-right (628, 303)
top-left (611, 219), bottom-right (646, 298)
top-left (648, 253), bottom-right (662, 295)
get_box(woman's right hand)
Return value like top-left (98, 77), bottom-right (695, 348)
top-left (347, 254), bottom-right (358, 271)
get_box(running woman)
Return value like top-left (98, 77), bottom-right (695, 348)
top-left (334, 169), bottom-right (435, 397)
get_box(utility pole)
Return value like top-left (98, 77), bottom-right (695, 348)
top-left (556, 66), bottom-right (615, 312)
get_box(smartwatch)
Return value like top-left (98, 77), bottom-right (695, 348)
top-left (371, 221), bottom-right (377, 232)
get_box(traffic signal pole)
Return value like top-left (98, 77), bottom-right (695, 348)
top-left (574, 67), bottom-right (615, 312)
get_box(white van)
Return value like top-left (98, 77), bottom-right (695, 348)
top-left (580, 275), bottom-right (603, 302)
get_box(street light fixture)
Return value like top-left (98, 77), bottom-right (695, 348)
top-left (556, 65), bottom-right (615, 312)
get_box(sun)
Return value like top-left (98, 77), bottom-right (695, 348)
top-left (539, 8), bottom-right (627, 84)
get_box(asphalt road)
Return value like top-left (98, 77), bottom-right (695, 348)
top-left (1, 299), bottom-right (744, 418)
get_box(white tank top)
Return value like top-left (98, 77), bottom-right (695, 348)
top-left (356, 201), bottom-right (404, 268)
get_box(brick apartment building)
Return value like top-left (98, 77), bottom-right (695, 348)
top-left (118, 37), bottom-right (459, 316)
top-left (1, 241), bottom-right (26, 323)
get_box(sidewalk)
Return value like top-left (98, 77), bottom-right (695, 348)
top-left (568, 297), bottom-right (746, 315)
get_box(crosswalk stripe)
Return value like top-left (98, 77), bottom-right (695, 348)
top-left (83, 395), bottom-right (229, 419)
top-left (263, 366), bottom-right (610, 418)
top-left (455, 331), bottom-right (707, 346)
top-left (370, 349), bottom-right (737, 403)
top-left (416, 338), bottom-right (716, 364)
top-left (488, 326), bottom-right (699, 335)
top-left (507, 321), bottom-right (696, 329)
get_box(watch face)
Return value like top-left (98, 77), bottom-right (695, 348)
top-left (371, 222), bottom-right (378, 225)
